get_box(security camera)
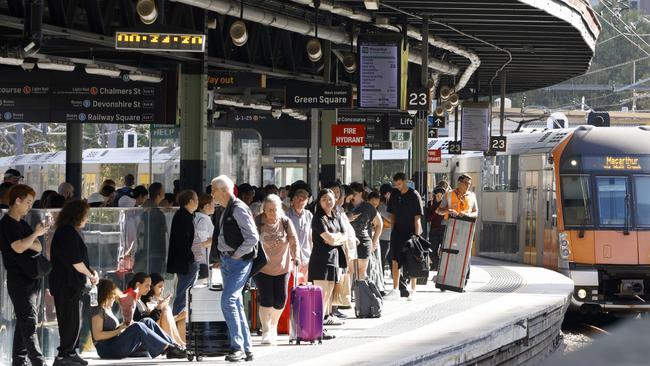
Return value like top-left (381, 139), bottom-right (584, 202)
top-left (407, 110), bottom-right (417, 117)
top-left (271, 109), bottom-right (282, 119)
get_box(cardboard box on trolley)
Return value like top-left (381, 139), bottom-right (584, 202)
top-left (435, 216), bottom-right (477, 293)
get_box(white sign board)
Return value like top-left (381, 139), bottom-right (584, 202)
top-left (358, 34), bottom-right (401, 109)
top-left (461, 102), bottom-right (490, 151)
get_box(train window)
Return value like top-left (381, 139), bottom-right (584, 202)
top-left (595, 176), bottom-right (628, 227)
top-left (560, 175), bottom-right (593, 227)
top-left (634, 176), bottom-right (650, 227)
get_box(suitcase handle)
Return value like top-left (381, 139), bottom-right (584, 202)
top-left (441, 248), bottom-right (460, 255)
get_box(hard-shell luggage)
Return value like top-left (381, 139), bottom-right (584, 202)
top-left (435, 216), bottom-right (476, 293)
top-left (290, 280), bottom-right (323, 345)
top-left (353, 262), bottom-right (383, 318)
top-left (186, 260), bottom-right (230, 361)
top-left (278, 270), bottom-right (304, 335)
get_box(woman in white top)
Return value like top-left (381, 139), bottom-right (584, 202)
top-left (192, 194), bottom-right (215, 282)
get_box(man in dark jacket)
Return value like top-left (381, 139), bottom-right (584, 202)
top-left (136, 182), bottom-right (168, 274)
top-left (211, 175), bottom-right (258, 363)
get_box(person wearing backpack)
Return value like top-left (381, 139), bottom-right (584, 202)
top-left (253, 194), bottom-right (299, 346)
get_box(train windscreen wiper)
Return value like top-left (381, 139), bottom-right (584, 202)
top-left (624, 193), bottom-right (630, 236)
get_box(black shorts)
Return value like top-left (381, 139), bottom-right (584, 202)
top-left (389, 233), bottom-right (410, 265)
top-left (356, 237), bottom-right (372, 260)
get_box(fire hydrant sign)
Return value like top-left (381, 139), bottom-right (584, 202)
top-left (428, 149), bottom-right (442, 163)
top-left (332, 124), bottom-right (366, 146)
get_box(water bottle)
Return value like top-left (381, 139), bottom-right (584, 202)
top-left (89, 285), bottom-right (98, 307)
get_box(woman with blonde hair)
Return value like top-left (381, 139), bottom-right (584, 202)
top-left (254, 194), bottom-right (299, 345)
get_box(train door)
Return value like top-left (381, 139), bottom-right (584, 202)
top-left (594, 176), bottom-right (638, 264)
top-left (542, 169), bottom-right (558, 269)
top-left (523, 171), bottom-right (540, 265)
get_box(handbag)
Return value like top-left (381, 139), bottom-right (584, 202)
top-left (249, 241), bottom-right (268, 278)
top-left (27, 252), bottom-right (53, 279)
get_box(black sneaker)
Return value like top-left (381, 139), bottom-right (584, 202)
top-left (245, 351), bottom-right (254, 362)
top-left (166, 346), bottom-right (187, 359)
top-left (322, 329), bottom-right (336, 340)
top-left (52, 356), bottom-right (80, 366)
top-left (332, 309), bottom-right (348, 319)
top-left (225, 351), bottom-right (246, 362)
top-left (67, 353), bottom-right (88, 365)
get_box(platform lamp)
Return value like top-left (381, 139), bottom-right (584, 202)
top-left (136, 0), bottom-right (157, 24)
top-left (230, 0), bottom-right (248, 47)
top-left (306, 0), bottom-right (322, 63)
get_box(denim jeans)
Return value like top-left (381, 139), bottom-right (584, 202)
top-left (220, 255), bottom-right (253, 353)
top-left (95, 318), bottom-right (173, 359)
top-left (173, 261), bottom-right (200, 315)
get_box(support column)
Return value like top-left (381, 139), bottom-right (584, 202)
top-left (350, 146), bottom-right (364, 183)
top-left (320, 109), bottom-right (337, 184)
top-left (411, 16), bottom-right (429, 197)
top-left (310, 108), bottom-right (320, 196)
top-left (179, 71), bottom-right (208, 193)
top-left (65, 123), bottom-right (82, 198)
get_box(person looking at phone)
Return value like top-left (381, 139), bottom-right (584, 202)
top-left (0, 184), bottom-right (49, 366)
top-left (132, 273), bottom-right (186, 347)
top-left (91, 279), bottom-right (186, 360)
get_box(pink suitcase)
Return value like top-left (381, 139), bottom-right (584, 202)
top-left (289, 284), bottom-right (323, 345)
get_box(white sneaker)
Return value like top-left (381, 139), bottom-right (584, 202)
top-left (268, 327), bottom-right (278, 346)
top-left (324, 315), bottom-right (344, 326)
top-left (261, 332), bottom-right (271, 345)
top-left (407, 291), bottom-right (415, 301)
top-left (383, 290), bottom-right (400, 300)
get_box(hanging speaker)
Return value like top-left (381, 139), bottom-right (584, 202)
top-left (136, 0), bottom-right (157, 24)
top-left (306, 38), bottom-right (322, 63)
top-left (439, 86), bottom-right (452, 101)
top-left (230, 20), bottom-right (248, 47)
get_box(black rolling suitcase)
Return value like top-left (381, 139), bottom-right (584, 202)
top-left (186, 257), bottom-right (230, 362)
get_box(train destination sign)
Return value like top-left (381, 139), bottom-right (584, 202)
top-left (0, 71), bottom-right (172, 124)
top-left (285, 86), bottom-right (353, 109)
top-left (582, 156), bottom-right (647, 171)
top-left (115, 31), bottom-right (206, 52)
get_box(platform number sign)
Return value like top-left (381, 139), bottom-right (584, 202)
top-left (448, 141), bottom-right (462, 155)
top-left (490, 136), bottom-right (507, 152)
top-left (407, 87), bottom-right (430, 111)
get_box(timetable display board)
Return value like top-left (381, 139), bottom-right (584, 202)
top-left (115, 31), bottom-right (206, 52)
top-left (461, 102), bottom-right (490, 151)
top-left (357, 33), bottom-right (403, 109)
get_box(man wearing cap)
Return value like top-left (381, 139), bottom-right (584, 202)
top-left (4, 169), bottom-right (23, 185)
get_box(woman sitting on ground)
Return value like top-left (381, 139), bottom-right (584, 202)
top-left (140, 273), bottom-right (187, 345)
top-left (91, 278), bottom-right (186, 360)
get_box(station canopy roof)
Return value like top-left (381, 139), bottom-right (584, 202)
top-left (0, 0), bottom-right (600, 96)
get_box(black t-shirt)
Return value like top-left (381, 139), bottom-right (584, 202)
top-left (0, 215), bottom-right (38, 286)
top-left (50, 225), bottom-right (90, 296)
top-left (311, 210), bottom-right (344, 268)
top-left (387, 188), bottom-right (424, 235)
top-left (350, 201), bottom-right (378, 242)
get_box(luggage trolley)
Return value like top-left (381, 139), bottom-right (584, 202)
top-left (435, 216), bottom-right (476, 293)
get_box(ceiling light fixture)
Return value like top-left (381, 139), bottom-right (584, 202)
top-left (37, 58), bottom-right (76, 71)
top-left (230, 0), bottom-right (248, 46)
top-left (136, 0), bottom-right (158, 24)
top-left (85, 63), bottom-right (121, 78)
top-left (128, 70), bottom-right (163, 83)
top-left (364, 0), bottom-right (379, 11)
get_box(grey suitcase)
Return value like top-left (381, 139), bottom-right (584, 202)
top-left (435, 216), bottom-right (476, 293)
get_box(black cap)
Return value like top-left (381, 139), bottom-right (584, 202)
top-left (4, 168), bottom-right (23, 179)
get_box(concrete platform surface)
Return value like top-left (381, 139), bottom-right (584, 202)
top-left (80, 257), bottom-right (573, 366)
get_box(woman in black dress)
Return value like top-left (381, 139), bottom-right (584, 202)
top-left (50, 199), bottom-right (98, 366)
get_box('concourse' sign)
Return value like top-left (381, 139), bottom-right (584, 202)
top-left (285, 85), bottom-right (353, 109)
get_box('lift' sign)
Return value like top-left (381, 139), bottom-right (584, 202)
top-left (332, 124), bottom-right (366, 146)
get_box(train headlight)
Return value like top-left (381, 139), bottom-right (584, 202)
top-left (577, 289), bottom-right (587, 299)
top-left (559, 232), bottom-right (571, 259)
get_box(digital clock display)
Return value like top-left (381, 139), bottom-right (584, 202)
top-left (115, 32), bottom-right (206, 52)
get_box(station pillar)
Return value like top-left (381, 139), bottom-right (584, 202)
top-left (320, 109), bottom-right (337, 184)
top-left (65, 123), bottom-right (82, 199)
top-left (179, 69), bottom-right (208, 193)
top-left (411, 112), bottom-right (428, 196)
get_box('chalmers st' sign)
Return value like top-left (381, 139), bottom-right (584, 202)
top-left (285, 85), bottom-right (353, 109)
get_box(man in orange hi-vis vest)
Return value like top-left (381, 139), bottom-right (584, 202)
top-left (436, 174), bottom-right (478, 283)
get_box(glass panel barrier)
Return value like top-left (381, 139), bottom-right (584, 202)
top-left (0, 206), bottom-right (179, 362)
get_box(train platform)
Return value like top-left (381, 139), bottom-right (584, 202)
top-left (82, 257), bottom-right (573, 366)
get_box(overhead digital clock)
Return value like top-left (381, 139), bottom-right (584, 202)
top-left (115, 32), bottom-right (206, 52)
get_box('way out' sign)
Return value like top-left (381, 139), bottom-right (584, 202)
top-left (332, 124), bottom-right (366, 146)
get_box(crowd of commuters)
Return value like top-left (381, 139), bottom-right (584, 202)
top-left (0, 167), bottom-right (478, 364)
